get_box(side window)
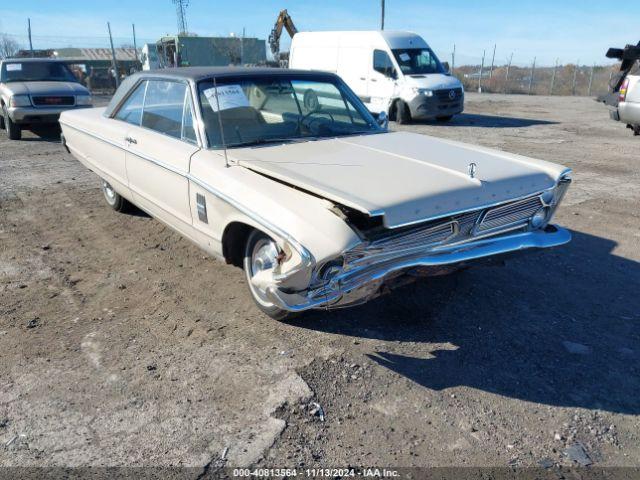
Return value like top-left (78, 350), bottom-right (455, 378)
top-left (114, 81), bottom-right (147, 125)
top-left (141, 80), bottom-right (187, 139)
top-left (373, 50), bottom-right (396, 79)
top-left (182, 93), bottom-right (197, 143)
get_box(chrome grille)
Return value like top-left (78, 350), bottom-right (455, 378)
top-left (476, 196), bottom-right (543, 233)
top-left (345, 221), bottom-right (456, 264)
top-left (344, 192), bottom-right (546, 267)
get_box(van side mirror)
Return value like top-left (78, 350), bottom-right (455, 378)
top-left (442, 61), bottom-right (451, 74)
top-left (376, 111), bottom-right (389, 130)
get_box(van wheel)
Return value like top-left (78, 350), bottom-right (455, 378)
top-left (633, 125), bottom-right (640, 136)
top-left (436, 115), bottom-right (453, 122)
top-left (102, 180), bottom-right (131, 212)
top-left (3, 106), bottom-right (21, 140)
top-left (396, 101), bottom-right (412, 124)
top-left (243, 230), bottom-right (297, 321)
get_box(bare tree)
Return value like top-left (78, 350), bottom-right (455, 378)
top-left (0, 34), bottom-right (21, 59)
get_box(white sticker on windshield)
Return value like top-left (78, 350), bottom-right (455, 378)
top-left (399, 53), bottom-right (410, 62)
top-left (6, 63), bottom-right (22, 71)
top-left (204, 84), bottom-right (249, 112)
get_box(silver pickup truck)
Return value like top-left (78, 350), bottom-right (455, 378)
top-left (610, 75), bottom-right (640, 136)
top-left (1, 58), bottom-right (92, 140)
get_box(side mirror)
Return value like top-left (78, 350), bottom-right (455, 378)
top-left (442, 61), bottom-right (451, 74)
top-left (377, 111), bottom-right (389, 130)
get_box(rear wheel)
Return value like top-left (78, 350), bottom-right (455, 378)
top-left (396, 101), bottom-right (412, 124)
top-left (243, 230), bottom-right (296, 321)
top-left (102, 180), bottom-right (131, 212)
top-left (3, 106), bottom-right (21, 140)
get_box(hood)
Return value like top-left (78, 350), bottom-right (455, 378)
top-left (402, 73), bottom-right (462, 91)
top-left (4, 81), bottom-right (89, 96)
top-left (233, 131), bottom-right (567, 229)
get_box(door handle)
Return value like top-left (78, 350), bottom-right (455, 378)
top-left (371, 79), bottom-right (377, 83)
top-left (359, 77), bottom-right (366, 80)
top-left (125, 136), bottom-right (137, 145)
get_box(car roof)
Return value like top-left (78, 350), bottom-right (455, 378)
top-left (132, 66), bottom-right (337, 82)
top-left (105, 67), bottom-right (341, 117)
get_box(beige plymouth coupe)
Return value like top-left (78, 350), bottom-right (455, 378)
top-left (60, 68), bottom-right (571, 320)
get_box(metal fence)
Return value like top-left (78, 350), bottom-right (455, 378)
top-left (446, 45), bottom-right (618, 97)
top-left (2, 31), bottom-right (621, 98)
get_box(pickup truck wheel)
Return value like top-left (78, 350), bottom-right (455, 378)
top-left (436, 115), bottom-right (454, 122)
top-left (3, 107), bottom-right (21, 140)
top-left (102, 180), bottom-right (130, 212)
top-left (396, 101), bottom-right (412, 124)
top-left (243, 230), bottom-right (296, 321)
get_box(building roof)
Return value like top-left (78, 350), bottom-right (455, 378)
top-left (53, 48), bottom-right (139, 62)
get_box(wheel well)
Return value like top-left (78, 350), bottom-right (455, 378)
top-left (389, 100), bottom-right (399, 121)
top-left (222, 222), bottom-right (254, 268)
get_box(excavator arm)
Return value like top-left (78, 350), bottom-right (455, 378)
top-left (269, 9), bottom-right (299, 58)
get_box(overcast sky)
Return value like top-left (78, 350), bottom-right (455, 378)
top-left (1, 0), bottom-right (638, 66)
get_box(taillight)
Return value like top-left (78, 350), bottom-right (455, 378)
top-left (619, 78), bottom-right (629, 102)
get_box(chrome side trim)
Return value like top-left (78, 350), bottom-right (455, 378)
top-left (60, 120), bottom-right (315, 277)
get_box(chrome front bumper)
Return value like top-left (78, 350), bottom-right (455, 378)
top-left (8, 105), bottom-right (90, 124)
top-left (265, 225), bottom-right (571, 312)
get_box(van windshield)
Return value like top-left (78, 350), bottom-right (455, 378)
top-left (391, 48), bottom-right (445, 75)
top-left (198, 74), bottom-right (381, 149)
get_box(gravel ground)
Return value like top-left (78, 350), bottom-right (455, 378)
top-left (0, 93), bottom-right (639, 474)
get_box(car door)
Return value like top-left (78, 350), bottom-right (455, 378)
top-left (124, 79), bottom-right (200, 234)
top-left (369, 49), bottom-right (398, 113)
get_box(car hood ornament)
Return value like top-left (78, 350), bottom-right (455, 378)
top-left (468, 162), bottom-right (478, 179)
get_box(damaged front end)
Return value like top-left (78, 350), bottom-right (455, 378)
top-left (260, 176), bottom-right (572, 313)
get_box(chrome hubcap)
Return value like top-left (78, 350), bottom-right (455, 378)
top-left (248, 238), bottom-right (279, 307)
top-left (102, 180), bottom-right (116, 204)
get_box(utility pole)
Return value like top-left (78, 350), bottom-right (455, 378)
top-left (107, 22), bottom-right (120, 89)
top-left (451, 44), bottom-right (455, 76)
top-left (27, 18), bottom-right (34, 57)
top-left (572, 60), bottom-right (579, 95)
top-left (504, 52), bottom-right (513, 93)
top-left (528, 57), bottom-right (536, 95)
top-left (381, 0), bottom-right (385, 30)
top-left (550, 58), bottom-right (559, 95)
top-left (132, 23), bottom-right (138, 53)
top-left (489, 43), bottom-right (496, 80)
top-left (240, 27), bottom-right (245, 65)
top-left (588, 64), bottom-right (595, 97)
top-left (173, 0), bottom-right (189, 35)
top-left (478, 50), bottom-right (485, 93)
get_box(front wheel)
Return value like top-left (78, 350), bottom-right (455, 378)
top-left (3, 107), bottom-right (21, 140)
top-left (243, 230), bottom-right (297, 321)
top-left (102, 180), bottom-right (131, 212)
top-left (396, 101), bottom-right (412, 125)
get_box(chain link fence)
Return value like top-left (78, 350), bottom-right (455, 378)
top-left (445, 46), bottom-right (618, 97)
top-left (2, 32), bottom-right (621, 98)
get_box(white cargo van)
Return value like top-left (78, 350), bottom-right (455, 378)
top-left (289, 31), bottom-right (464, 123)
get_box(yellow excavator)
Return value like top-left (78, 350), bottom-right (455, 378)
top-left (268, 9), bottom-right (299, 67)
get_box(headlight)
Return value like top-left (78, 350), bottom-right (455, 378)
top-left (75, 95), bottom-right (92, 106)
top-left (9, 95), bottom-right (31, 107)
top-left (412, 88), bottom-right (434, 97)
top-left (530, 207), bottom-right (550, 229)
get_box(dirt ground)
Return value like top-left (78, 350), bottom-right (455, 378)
top-left (1, 93), bottom-right (639, 475)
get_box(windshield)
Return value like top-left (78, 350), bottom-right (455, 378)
top-left (0, 61), bottom-right (78, 83)
top-left (197, 75), bottom-right (381, 148)
top-left (391, 48), bottom-right (445, 75)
